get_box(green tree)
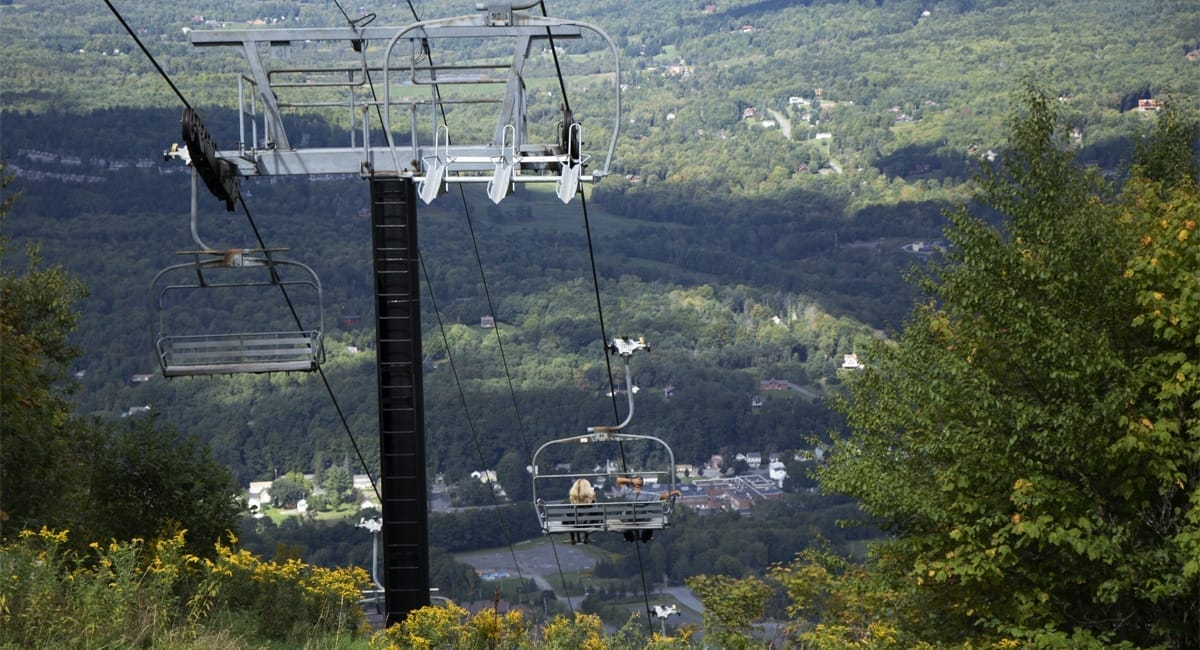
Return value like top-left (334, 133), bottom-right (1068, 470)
top-left (1115, 103), bottom-right (1200, 645)
top-left (818, 82), bottom-right (1199, 647)
top-left (686, 573), bottom-right (772, 649)
top-left (271, 471), bottom-right (310, 509)
top-left (770, 546), bottom-right (917, 648)
top-left (496, 449), bottom-right (531, 503)
top-left (451, 475), bottom-right (495, 508)
top-left (321, 464), bottom-right (355, 505)
top-left (0, 165), bottom-right (94, 532)
top-left (1, 165), bottom-right (242, 558)
top-left (84, 417), bottom-right (242, 556)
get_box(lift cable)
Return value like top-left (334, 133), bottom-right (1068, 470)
top-left (581, 193), bottom-right (658, 633)
top-left (331, 0), bottom-right (521, 473)
top-left (418, 254), bottom-right (530, 590)
top-left (537, 1), bottom-right (572, 115)
top-left (460, 194), bottom-right (534, 472)
top-left (331, 0), bottom-right (538, 599)
top-left (237, 196), bottom-right (384, 504)
top-left (102, 0), bottom-right (192, 112)
top-left (539, 0), bottom-right (654, 621)
top-left (333, 0), bottom-right (539, 491)
top-left (363, 0), bottom-right (649, 625)
top-left (105, 0), bottom-right (383, 503)
top-left (395, 1), bottom-right (656, 624)
top-left (532, 2), bottom-right (655, 628)
top-left (515, 0), bottom-right (627, 616)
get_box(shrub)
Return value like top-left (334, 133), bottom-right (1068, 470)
top-left (188, 533), bottom-right (370, 641)
top-left (0, 527), bottom-right (185, 647)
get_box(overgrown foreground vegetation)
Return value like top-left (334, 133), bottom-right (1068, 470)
top-left (0, 526), bottom-right (767, 649)
top-left (3, 82), bottom-right (1197, 647)
top-left (0, 527), bottom-right (368, 649)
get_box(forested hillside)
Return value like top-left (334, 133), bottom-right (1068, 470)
top-left (2, 2), bottom-right (1198, 646)
top-left (0, 110), bottom-right (868, 481)
top-left (4, 0), bottom-right (1193, 482)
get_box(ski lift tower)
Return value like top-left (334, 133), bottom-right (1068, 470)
top-left (182, 3), bottom-right (620, 626)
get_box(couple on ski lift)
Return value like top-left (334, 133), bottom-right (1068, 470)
top-left (568, 475), bottom-right (681, 544)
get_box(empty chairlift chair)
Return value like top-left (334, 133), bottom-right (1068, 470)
top-left (149, 248), bottom-right (325, 377)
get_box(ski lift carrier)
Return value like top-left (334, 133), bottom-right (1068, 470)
top-left (532, 337), bottom-right (678, 538)
top-left (182, 3), bottom-right (621, 206)
top-left (149, 250), bottom-right (325, 377)
top-left (149, 167), bottom-right (325, 377)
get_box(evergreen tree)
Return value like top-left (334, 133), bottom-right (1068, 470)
top-left (321, 464), bottom-right (355, 505)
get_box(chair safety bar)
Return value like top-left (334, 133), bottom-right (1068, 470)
top-left (157, 331), bottom-right (323, 377)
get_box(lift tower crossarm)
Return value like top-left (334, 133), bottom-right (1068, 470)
top-left (187, 8), bottom-right (621, 204)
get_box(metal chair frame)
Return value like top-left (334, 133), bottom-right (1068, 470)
top-left (531, 337), bottom-right (677, 536)
top-left (149, 248), bottom-right (325, 377)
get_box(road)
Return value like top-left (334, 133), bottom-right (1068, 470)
top-left (767, 108), bottom-right (792, 140)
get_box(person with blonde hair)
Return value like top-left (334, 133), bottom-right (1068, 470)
top-left (568, 478), bottom-right (596, 545)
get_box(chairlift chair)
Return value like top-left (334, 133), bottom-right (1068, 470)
top-left (531, 337), bottom-right (678, 538)
top-left (532, 431), bottom-right (678, 538)
top-left (149, 248), bottom-right (325, 377)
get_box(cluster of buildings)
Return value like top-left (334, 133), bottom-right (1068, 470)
top-left (251, 449), bottom-right (799, 519)
top-left (676, 473), bottom-right (785, 514)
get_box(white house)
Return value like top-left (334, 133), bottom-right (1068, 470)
top-left (122, 404), bottom-right (152, 417)
top-left (736, 452), bottom-right (763, 469)
top-left (470, 469), bottom-right (497, 483)
top-left (768, 460), bottom-right (788, 486)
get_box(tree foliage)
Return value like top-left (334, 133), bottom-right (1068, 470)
top-left (685, 573), bottom-right (772, 649)
top-left (270, 471), bottom-right (310, 509)
top-left (1, 169), bottom-right (240, 557)
top-left (83, 417), bottom-right (242, 556)
top-left (815, 81), bottom-right (1199, 646)
top-left (0, 164), bottom-right (93, 531)
top-left (770, 546), bottom-right (917, 648)
top-left (320, 463), bottom-right (356, 505)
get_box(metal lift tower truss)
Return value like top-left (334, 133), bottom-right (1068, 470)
top-left (184, 3), bottom-right (622, 626)
top-left (188, 4), bottom-right (620, 204)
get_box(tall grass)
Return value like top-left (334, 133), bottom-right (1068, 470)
top-left (0, 527), bottom-right (370, 649)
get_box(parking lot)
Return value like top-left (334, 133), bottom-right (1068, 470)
top-left (457, 535), bottom-right (599, 582)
